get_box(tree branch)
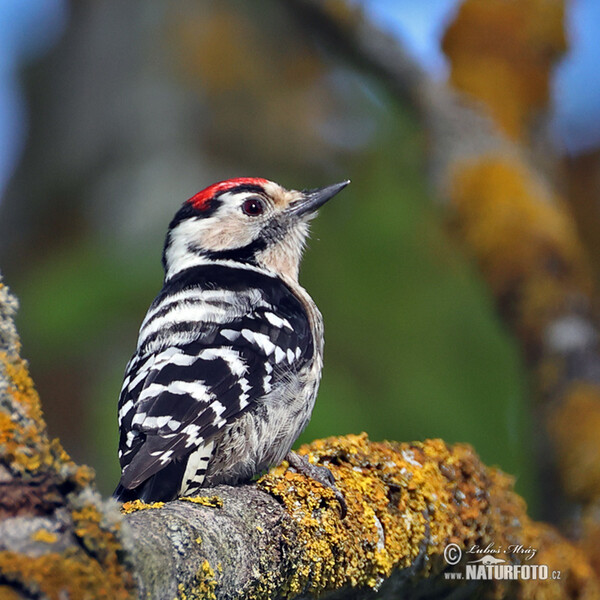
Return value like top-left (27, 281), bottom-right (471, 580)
top-left (0, 277), bottom-right (134, 599)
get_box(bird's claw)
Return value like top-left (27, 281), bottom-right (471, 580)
top-left (286, 451), bottom-right (347, 519)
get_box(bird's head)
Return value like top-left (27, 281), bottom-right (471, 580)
top-left (163, 177), bottom-right (349, 281)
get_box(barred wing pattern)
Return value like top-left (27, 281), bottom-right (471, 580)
top-left (115, 264), bottom-right (313, 502)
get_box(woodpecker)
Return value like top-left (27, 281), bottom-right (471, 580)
top-left (114, 177), bottom-right (349, 507)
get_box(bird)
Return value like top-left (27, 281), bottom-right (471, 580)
top-left (114, 177), bottom-right (349, 509)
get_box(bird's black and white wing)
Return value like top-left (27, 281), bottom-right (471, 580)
top-left (114, 265), bottom-right (313, 502)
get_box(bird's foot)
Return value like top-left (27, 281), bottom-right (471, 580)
top-left (286, 451), bottom-right (347, 518)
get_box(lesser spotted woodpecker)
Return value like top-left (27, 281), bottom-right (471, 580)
top-left (114, 177), bottom-right (349, 504)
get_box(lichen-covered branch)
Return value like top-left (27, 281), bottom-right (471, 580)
top-left (121, 434), bottom-right (600, 600)
top-left (0, 275), bottom-right (599, 598)
top-left (440, 2), bottom-right (600, 529)
top-left (0, 278), bottom-right (134, 599)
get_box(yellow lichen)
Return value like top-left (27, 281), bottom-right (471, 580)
top-left (0, 549), bottom-right (133, 600)
top-left (196, 560), bottom-right (218, 600)
top-left (179, 495), bottom-right (224, 508)
top-left (450, 157), bottom-right (586, 293)
top-left (177, 560), bottom-right (218, 600)
top-left (31, 529), bottom-right (58, 544)
top-left (442, 0), bottom-right (566, 141)
top-left (549, 383), bottom-right (600, 502)
top-left (120, 499), bottom-right (165, 514)
top-left (448, 153), bottom-right (600, 519)
top-left (449, 156), bottom-right (590, 346)
top-left (260, 434), bottom-right (508, 594)
top-left (176, 582), bottom-right (185, 600)
top-left (256, 434), bottom-right (600, 598)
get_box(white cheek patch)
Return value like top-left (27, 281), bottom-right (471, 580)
top-left (164, 207), bottom-right (262, 278)
top-left (165, 218), bottom-right (207, 274)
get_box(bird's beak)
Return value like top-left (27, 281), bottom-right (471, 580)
top-left (288, 180), bottom-right (350, 218)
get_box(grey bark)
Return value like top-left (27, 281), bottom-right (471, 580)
top-left (120, 486), bottom-right (472, 600)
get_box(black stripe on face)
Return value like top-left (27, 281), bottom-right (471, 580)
top-left (172, 197), bottom-right (223, 224)
top-left (203, 236), bottom-right (268, 264)
top-left (205, 184), bottom-right (274, 264)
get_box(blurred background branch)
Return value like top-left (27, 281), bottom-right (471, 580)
top-left (283, 0), bottom-right (600, 571)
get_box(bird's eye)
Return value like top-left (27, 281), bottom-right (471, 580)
top-left (241, 198), bottom-right (265, 217)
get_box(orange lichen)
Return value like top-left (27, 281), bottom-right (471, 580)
top-left (0, 284), bottom-right (136, 598)
top-left (0, 585), bottom-right (22, 600)
top-left (179, 495), bottom-right (224, 508)
top-left (442, 0), bottom-right (566, 140)
top-left (69, 503), bottom-right (134, 598)
top-left (0, 550), bottom-right (132, 600)
top-left (0, 352), bottom-right (54, 475)
top-left (448, 153), bottom-right (600, 534)
top-left (449, 156), bottom-right (591, 345)
top-left (440, 0), bottom-right (600, 580)
top-left (450, 157), bottom-right (586, 293)
top-left (120, 499), bottom-right (165, 514)
top-left (580, 510), bottom-right (600, 579)
top-left (518, 522), bottom-right (599, 600)
top-left (257, 434), bottom-right (600, 597)
top-left (1, 353), bottom-right (46, 430)
top-left (0, 332), bottom-right (96, 489)
top-left (548, 383), bottom-right (600, 502)
top-left (69, 462), bottom-right (96, 490)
